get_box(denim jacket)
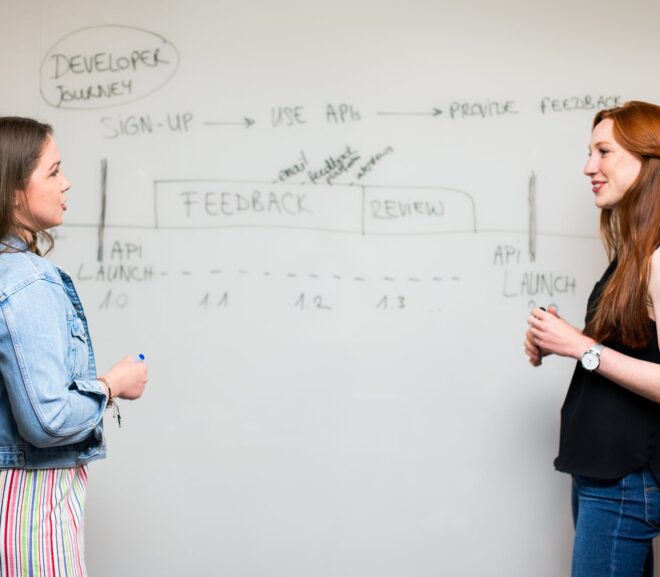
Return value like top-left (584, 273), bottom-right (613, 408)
top-left (0, 237), bottom-right (106, 468)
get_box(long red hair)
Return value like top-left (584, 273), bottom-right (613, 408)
top-left (585, 101), bottom-right (660, 348)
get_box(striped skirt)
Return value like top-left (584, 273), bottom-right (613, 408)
top-left (0, 466), bottom-right (88, 577)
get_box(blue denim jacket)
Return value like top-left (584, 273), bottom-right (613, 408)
top-left (0, 237), bottom-right (106, 468)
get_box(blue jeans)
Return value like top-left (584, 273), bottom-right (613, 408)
top-left (572, 466), bottom-right (660, 577)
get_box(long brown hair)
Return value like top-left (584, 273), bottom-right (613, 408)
top-left (585, 101), bottom-right (660, 348)
top-left (0, 116), bottom-right (54, 254)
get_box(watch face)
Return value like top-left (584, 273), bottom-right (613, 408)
top-left (581, 351), bottom-right (599, 371)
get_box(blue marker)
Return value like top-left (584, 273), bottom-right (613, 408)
top-left (135, 354), bottom-right (145, 362)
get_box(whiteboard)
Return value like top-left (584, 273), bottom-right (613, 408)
top-left (1, 1), bottom-right (659, 575)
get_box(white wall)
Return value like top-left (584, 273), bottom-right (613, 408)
top-left (1, 1), bottom-right (659, 575)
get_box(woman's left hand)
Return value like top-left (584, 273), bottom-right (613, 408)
top-left (526, 307), bottom-right (594, 360)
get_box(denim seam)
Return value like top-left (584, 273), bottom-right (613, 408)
top-left (610, 476), bottom-right (626, 577)
top-left (642, 467), bottom-right (660, 530)
top-left (644, 468), bottom-right (650, 528)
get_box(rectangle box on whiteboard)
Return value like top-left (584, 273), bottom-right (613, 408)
top-left (153, 180), bottom-right (363, 233)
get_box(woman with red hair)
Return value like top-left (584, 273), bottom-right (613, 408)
top-left (525, 100), bottom-right (660, 576)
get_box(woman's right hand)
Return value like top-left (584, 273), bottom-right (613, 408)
top-left (101, 356), bottom-right (148, 400)
top-left (524, 306), bottom-right (559, 367)
top-left (524, 329), bottom-right (545, 367)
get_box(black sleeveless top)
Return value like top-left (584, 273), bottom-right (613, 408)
top-left (554, 260), bottom-right (660, 480)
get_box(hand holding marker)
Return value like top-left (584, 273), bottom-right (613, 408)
top-left (536, 307), bottom-right (558, 365)
top-left (103, 354), bottom-right (148, 427)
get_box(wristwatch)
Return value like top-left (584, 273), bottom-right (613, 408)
top-left (580, 343), bottom-right (604, 371)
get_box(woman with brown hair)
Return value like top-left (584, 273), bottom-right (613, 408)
top-left (0, 117), bottom-right (148, 576)
top-left (525, 100), bottom-right (660, 577)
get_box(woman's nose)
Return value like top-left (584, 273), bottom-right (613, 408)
top-left (61, 173), bottom-right (72, 192)
top-left (583, 155), bottom-right (598, 176)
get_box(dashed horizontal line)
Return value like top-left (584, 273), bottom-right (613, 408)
top-left (85, 266), bottom-right (462, 284)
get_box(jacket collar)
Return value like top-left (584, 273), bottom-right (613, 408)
top-left (1, 235), bottom-right (29, 252)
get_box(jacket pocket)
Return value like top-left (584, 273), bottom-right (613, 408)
top-left (68, 316), bottom-right (89, 380)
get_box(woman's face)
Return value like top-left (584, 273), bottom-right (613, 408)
top-left (16, 136), bottom-right (71, 230)
top-left (584, 118), bottom-right (642, 209)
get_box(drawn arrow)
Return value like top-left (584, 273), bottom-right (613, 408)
top-left (377, 108), bottom-right (443, 117)
top-left (204, 118), bottom-right (255, 128)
